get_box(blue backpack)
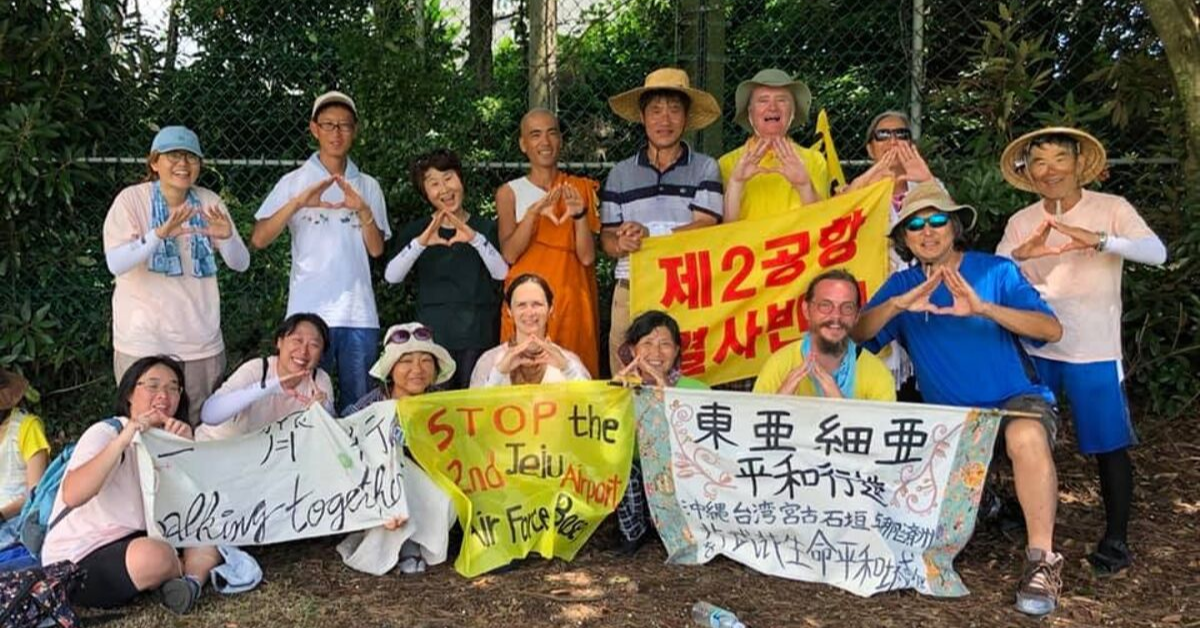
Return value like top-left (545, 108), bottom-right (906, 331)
top-left (15, 418), bottom-right (123, 559)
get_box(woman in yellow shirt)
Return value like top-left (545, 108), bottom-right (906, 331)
top-left (0, 368), bottom-right (50, 545)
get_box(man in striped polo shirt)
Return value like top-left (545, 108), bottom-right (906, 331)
top-left (600, 68), bottom-right (725, 375)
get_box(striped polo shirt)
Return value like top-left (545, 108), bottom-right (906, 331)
top-left (599, 143), bottom-right (723, 279)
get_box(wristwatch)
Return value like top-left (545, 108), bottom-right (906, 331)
top-left (1095, 231), bottom-right (1108, 251)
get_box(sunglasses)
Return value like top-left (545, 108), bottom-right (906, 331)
top-left (871, 128), bottom-right (913, 142)
top-left (904, 213), bottom-right (951, 232)
top-left (389, 326), bottom-right (433, 345)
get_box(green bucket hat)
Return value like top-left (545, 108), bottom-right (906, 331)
top-left (734, 68), bottom-right (812, 133)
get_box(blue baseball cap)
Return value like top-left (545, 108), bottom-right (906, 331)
top-left (151, 126), bottom-right (204, 158)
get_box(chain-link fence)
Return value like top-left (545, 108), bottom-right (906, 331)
top-left (4, 0), bottom-right (1188, 427)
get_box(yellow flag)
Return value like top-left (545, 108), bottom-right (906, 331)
top-left (630, 180), bottom-right (891, 385)
top-left (398, 382), bottom-right (635, 576)
top-left (811, 108), bottom-right (846, 189)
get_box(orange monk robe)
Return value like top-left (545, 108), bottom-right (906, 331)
top-left (500, 173), bottom-right (601, 376)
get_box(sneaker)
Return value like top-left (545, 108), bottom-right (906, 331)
top-left (1087, 538), bottom-right (1133, 575)
top-left (160, 575), bottom-right (201, 615)
top-left (1014, 548), bottom-right (1063, 616)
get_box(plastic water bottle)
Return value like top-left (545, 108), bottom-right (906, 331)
top-left (691, 601), bottom-right (747, 628)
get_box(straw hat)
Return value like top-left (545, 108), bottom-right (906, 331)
top-left (734, 68), bottom-right (812, 132)
top-left (0, 369), bottom-right (29, 411)
top-left (895, 181), bottom-right (978, 231)
top-left (369, 323), bottom-right (456, 387)
top-left (608, 68), bottom-right (721, 131)
top-left (1000, 127), bottom-right (1107, 193)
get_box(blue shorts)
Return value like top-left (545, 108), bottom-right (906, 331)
top-left (1031, 357), bottom-right (1137, 455)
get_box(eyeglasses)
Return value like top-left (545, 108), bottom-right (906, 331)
top-left (137, 380), bottom-right (182, 396)
top-left (389, 326), bottom-right (433, 345)
top-left (812, 300), bottom-right (859, 316)
top-left (871, 128), bottom-right (913, 142)
top-left (904, 212), bottom-right (951, 232)
top-left (161, 151), bottom-right (200, 165)
top-left (315, 121), bottom-right (357, 134)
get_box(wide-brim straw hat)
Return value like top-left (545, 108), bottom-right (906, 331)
top-left (369, 323), bottom-right (456, 387)
top-left (1000, 127), bottom-right (1107, 193)
top-left (734, 68), bottom-right (812, 132)
top-left (895, 181), bottom-right (978, 231)
top-left (608, 68), bottom-right (722, 131)
top-left (0, 369), bottom-right (29, 411)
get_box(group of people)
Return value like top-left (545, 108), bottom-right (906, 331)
top-left (1, 64), bottom-right (1164, 618)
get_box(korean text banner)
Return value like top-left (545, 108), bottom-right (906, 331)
top-left (630, 179), bottom-right (891, 385)
top-left (135, 403), bottom-right (410, 547)
top-left (635, 388), bottom-right (1000, 597)
top-left (398, 381), bottom-right (635, 577)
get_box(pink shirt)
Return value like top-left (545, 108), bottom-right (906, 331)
top-left (103, 183), bottom-right (249, 360)
top-left (195, 356), bottom-right (334, 441)
top-left (997, 190), bottom-right (1156, 363)
top-left (41, 419), bottom-right (143, 565)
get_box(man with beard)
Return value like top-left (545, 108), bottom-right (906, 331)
top-left (852, 181), bottom-right (1066, 617)
top-left (753, 269), bottom-right (894, 400)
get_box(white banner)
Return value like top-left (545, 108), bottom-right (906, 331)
top-left (636, 389), bottom-right (1001, 597)
top-left (136, 402), bottom-right (412, 547)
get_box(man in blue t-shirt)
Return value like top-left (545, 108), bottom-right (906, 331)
top-left (853, 182), bottom-right (1065, 617)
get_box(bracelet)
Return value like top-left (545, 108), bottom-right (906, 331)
top-left (1095, 231), bottom-right (1108, 251)
top-left (571, 210), bottom-right (587, 220)
top-left (359, 212), bottom-right (375, 228)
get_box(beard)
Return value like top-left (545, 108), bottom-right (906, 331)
top-left (814, 323), bottom-right (850, 356)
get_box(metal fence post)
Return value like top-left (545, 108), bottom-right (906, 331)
top-left (910, 0), bottom-right (925, 139)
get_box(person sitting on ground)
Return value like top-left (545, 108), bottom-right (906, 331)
top-left (496, 109), bottom-right (602, 377)
top-left (720, 68), bottom-right (831, 222)
top-left (851, 182), bottom-right (1067, 617)
top-left (0, 369), bottom-right (50, 546)
top-left (997, 126), bottom-right (1167, 575)
top-left (40, 356), bottom-right (216, 614)
top-left (612, 310), bottom-right (709, 554)
top-left (197, 313), bottom-right (334, 440)
top-left (387, 149), bottom-right (509, 389)
top-left (752, 269), bottom-right (895, 401)
top-left (104, 126), bottom-right (250, 425)
top-left (470, 273), bottom-right (590, 387)
top-left (338, 322), bottom-right (458, 575)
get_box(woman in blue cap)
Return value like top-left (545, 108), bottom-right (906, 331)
top-left (102, 126), bottom-right (250, 425)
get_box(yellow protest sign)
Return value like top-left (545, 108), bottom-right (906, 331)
top-left (630, 179), bottom-right (891, 385)
top-left (397, 381), bottom-right (635, 577)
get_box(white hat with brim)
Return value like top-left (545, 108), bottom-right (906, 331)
top-left (369, 323), bottom-right (456, 386)
top-left (311, 90), bottom-right (358, 120)
top-left (895, 181), bottom-right (978, 232)
top-left (1000, 127), bottom-right (1107, 193)
top-left (734, 68), bottom-right (812, 133)
top-left (608, 68), bottom-right (722, 132)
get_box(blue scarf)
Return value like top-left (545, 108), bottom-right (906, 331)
top-left (149, 182), bottom-right (216, 277)
top-left (800, 333), bottom-right (857, 399)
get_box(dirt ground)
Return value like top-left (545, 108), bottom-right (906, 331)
top-left (84, 411), bottom-right (1199, 628)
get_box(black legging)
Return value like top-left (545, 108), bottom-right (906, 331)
top-left (1096, 448), bottom-right (1133, 543)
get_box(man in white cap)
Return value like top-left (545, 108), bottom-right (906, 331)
top-left (997, 127), bottom-right (1166, 575)
top-left (853, 182), bottom-right (1067, 617)
top-left (720, 68), bottom-right (831, 222)
top-left (600, 67), bottom-right (724, 376)
top-left (250, 91), bottom-right (391, 408)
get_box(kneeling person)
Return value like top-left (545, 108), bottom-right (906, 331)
top-left (753, 269), bottom-right (895, 401)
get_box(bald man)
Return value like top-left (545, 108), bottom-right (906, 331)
top-left (494, 109), bottom-right (602, 375)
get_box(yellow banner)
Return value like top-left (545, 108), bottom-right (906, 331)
top-left (397, 381), bottom-right (634, 576)
top-left (630, 179), bottom-right (891, 385)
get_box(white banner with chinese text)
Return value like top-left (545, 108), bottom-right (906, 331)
top-left (635, 388), bottom-right (1000, 597)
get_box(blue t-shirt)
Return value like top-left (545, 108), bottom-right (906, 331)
top-left (863, 251), bottom-right (1056, 408)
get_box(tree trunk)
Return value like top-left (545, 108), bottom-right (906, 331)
top-left (527, 0), bottom-right (557, 111)
top-left (469, 0), bottom-right (494, 91)
top-left (163, 0), bottom-right (180, 74)
top-left (1143, 0), bottom-right (1200, 201)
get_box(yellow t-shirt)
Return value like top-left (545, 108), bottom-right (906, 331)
top-left (719, 139), bottom-right (831, 222)
top-left (1, 410), bottom-right (50, 460)
top-left (752, 335), bottom-right (896, 401)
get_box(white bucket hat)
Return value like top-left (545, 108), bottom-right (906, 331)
top-left (369, 323), bottom-right (456, 386)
